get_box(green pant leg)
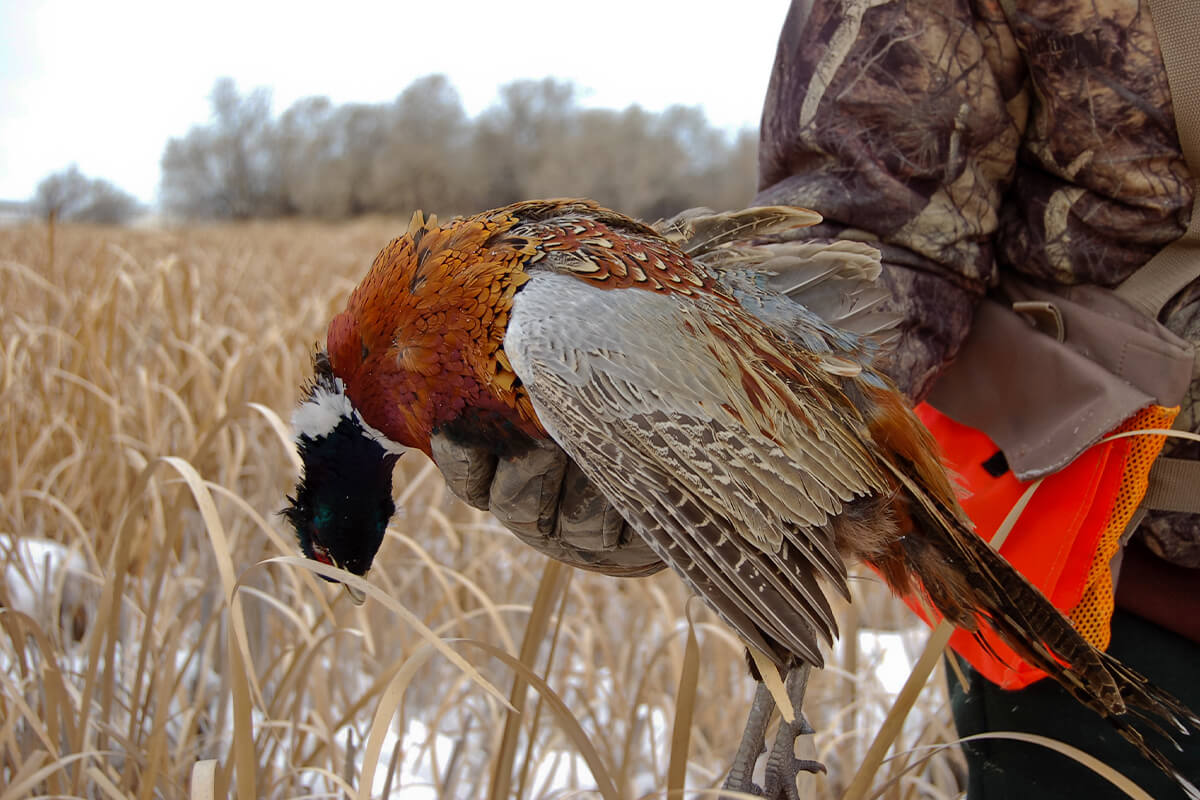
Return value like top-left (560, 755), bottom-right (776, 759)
top-left (948, 608), bottom-right (1200, 799)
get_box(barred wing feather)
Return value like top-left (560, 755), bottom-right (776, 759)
top-left (505, 272), bottom-right (890, 666)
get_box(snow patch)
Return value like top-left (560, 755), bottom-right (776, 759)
top-left (1, 535), bottom-right (96, 642)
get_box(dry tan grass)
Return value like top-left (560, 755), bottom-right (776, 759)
top-left (0, 220), bottom-right (964, 799)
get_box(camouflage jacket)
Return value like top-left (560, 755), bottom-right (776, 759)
top-left (753, 0), bottom-right (1199, 566)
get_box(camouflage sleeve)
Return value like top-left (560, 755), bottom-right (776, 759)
top-left (753, 0), bottom-right (1027, 400)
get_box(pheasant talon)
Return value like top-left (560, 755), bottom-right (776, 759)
top-left (762, 665), bottom-right (823, 799)
top-left (762, 723), bottom-right (825, 800)
top-left (722, 681), bottom-right (773, 796)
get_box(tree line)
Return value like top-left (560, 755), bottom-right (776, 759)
top-left (158, 76), bottom-right (758, 222)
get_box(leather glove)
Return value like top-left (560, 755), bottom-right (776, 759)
top-left (430, 432), bottom-right (666, 577)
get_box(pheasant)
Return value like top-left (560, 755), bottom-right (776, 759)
top-left (284, 199), bottom-right (1200, 798)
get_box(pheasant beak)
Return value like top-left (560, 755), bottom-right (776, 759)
top-left (343, 578), bottom-right (367, 606)
top-left (310, 539), bottom-right (368, 605)
top-left (327, 552), bottom-right (368, 605)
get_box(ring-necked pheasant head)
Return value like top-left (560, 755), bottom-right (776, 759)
top-left (283, 350), bottom-right (402, 601)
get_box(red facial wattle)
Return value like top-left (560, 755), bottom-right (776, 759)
top-left (309, 532), bottom-right (334, 566)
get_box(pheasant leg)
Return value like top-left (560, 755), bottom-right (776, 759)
top-left (722, 665), bottom-right (824, 798)
top-left (762, 665), bottom-right (825, 800)
top-left (722, 681), bottom-right (773, 795)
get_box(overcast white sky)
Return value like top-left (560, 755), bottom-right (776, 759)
top-left (0, 1), bottom-right (792, 205)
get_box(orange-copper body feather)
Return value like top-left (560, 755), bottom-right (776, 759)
top-left (328, 208), bottom-right (542, 457)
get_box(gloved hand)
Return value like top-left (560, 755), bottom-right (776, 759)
top-left (430, 432), bottom-right (666, 577)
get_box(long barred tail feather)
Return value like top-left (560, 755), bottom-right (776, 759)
top-left (881, 454), bottom-right (1200, 795)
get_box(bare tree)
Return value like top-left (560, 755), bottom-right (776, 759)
top-left (161, 78), bottom-right (278, 219)
top-left (270, 95), bottom-right (336, 216)
top-left (472, 78), bottom-right (578, 209)
top-left (33, 165), bottom-right (142, 224)
top-left (34, 165), bottom-right (91, 221)
top-left (76, 179), bottom-right (144, 224)
top-left (364, 75), bottom-right (471, 215)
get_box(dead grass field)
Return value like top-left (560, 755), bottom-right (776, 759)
top-left (0, 220), bottom-right (964, 799)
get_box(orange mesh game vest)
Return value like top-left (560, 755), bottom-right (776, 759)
top-left (910, 402), bottom-right (1176, 689)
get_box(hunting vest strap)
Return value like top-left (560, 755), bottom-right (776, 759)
top-left (1144, 457), bottom-right (1200, 513)
top-left (1135, 0), bottom-right (1200, 513)
top-left (1147, 0), bottom-right (1200, 174)
top-left (1119, 0), bottom-right (1200, 319)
